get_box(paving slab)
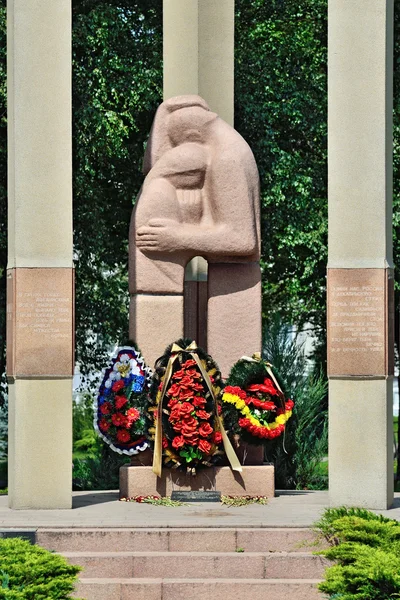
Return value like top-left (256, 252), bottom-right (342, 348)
top-left (0, 490), bottom-right (400, 528)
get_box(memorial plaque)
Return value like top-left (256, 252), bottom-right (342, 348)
top-left (171, 490), bottom-right (221, 502)
top-left (327, 268), bottom-right (393, 377)
top-left (7, 268), bottom-right (74, 378)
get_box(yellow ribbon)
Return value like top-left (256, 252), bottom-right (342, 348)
top-left (152, 341), bottom-right (242, 477)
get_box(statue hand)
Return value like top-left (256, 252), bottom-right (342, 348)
top-left (136, 218), bottom-right (181, 254)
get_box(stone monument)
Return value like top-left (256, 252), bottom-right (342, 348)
top-left (129, 95), bottom-right (262, 376)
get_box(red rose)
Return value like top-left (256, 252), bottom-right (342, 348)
top-left (196, 410), bottom-right (211, 421)
top-left (126, 407), bottom-right (140, 423)
top-left (167, 383), bottom-right (181, 397)
top-left (198, 439), bottom-right (211, 454)
top-left (218, 404), bottom-right (222, 415)
top-left (178, 390), bottom-right (195, 401)
top-left (100, 402), bottom-right (112, 415)
top-left (213, 431), bottom-right (222, 444)
top-left (162, 437), bottom-right (169, 449)
top-left (115, 395), bottom-right (128, 410)
top-left (173, 421), bottom-right (183, 432)
top-left (99, 418), bottom-right (110, 432)
top-left (168, 397), bottom-right (179, 408)
top-left (112, 412), bottom-right (127, 427)
top-left (180, 402), bottom-right (194, 414)
top-left (182, 359), bottom-right (197, 368)
top-left (116, 429), bottom-right (130, 443)
top-left (192, 397), bottom-right (206, 408)
top-left (198, 422), bottom-right (213, 438)
top-left (186, 368), bottom-right (201, 379)
top-left (182, 432), bottom-right (199, 445)
top-left (179, 375), bottom-right (195, 388)
top-left (191, 382), bottom-right (204, 392)
top-left (172, 435), bottom-right (185, 449)
top-left (169, 407), bottom-right (182, 422)
top-left (172, 368), bottom-right (186, 380)
top-left (181, 414), bottom-right (197, 426)
top-left (181, 421), bottom-right (198, 436)
top-left (112, 380), bottom-right (125, 392)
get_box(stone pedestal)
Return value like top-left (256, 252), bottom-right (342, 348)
top-left (120, 465), bottom-right (274, 499)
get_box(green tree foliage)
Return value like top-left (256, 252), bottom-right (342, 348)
top-left (72, 0), bottom-right (162, 380)
top-left (0, 538), bottom-right (81, 600)
top-left (235, 0), bottom-right (328, 343)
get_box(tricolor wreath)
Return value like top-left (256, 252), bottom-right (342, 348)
top-left (221, 355), bottom-right (294, 445)
top-left (95, 346), bottom-right (152, 455)
top-left (148, 339), bottom-right (238, 474)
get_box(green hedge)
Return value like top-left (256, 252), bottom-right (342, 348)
top-left (0, 538), bottom-right (82, 599)
top-left (315, 507), bottom-right (400, 599)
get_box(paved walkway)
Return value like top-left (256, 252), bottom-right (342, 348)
top-left (1, 490), bottom-right (400, 529)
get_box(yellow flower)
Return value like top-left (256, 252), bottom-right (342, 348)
top-left (276, 414), bottom-right (286, 425)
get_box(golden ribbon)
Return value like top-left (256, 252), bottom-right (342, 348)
top-left (152, 342), bottom-right (242, 477)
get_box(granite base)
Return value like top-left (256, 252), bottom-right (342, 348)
top-left (119, 465), bottom-right (275, 499)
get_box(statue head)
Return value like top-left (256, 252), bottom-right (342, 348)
top-left (143, 95), bottom-right (217, 175)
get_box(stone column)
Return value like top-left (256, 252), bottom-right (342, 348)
top-left (7, 0), bottom-right (73, 509)
top-left (328, 0), bottom-right (394, 509)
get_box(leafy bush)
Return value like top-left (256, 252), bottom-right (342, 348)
top-left (263, 317), bottom-right (328, 489)
top-left (315, 507), bottom-right (400, 599)
top-left (73, 392), bottom-right (129, 490)
top-left (0, 538), bottom-right (81, 599)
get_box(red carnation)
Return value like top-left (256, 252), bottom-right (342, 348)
top-left (196, 410), bottom-right (211, 421)
top-left (286, 399), bottom-right (294, 410)
top-left (213, 431), bottom-right (222, 444)
top-left (198, 439), bottom-right (211, 454)
top-left (116, 429), bottom-right (130, 443)
top-left (115, 395), bottom-right (128, 410)
top-left (112, 412), bottom-right (127, 427)
top-left (172, 435), bottom-right (185, 450)
top-left (100, 402), bottom-right (112, 415)
top-left (99, 418), bottom-right (110, 432)
top-left (126, 407), bottom-right (140, 423)
top-left (112, 380), bottom-right (125, 392)
top-left (198, 422), bottom-right (213, 438)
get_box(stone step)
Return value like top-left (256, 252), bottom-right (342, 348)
top-left (63, 550), bottom-right (330, 580)
top-left (75, 577), bottom-right (326, 600)
top-left (37, 527), bottom-right (327, 553)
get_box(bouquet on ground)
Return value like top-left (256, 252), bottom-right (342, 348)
top-left (149, 339), bottom-right (235, 474)
top-left (221, 354), bottom-right (294, 445)
top-left (95, 346), bottom-right (152, 455)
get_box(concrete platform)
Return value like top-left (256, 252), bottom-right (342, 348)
top-left (0, 490), bottom-right (400, 528)
top-left (120, 465), bottom-right (275, 499)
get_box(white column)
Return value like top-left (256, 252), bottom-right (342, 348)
top-left (163, 0), bottom-right (234, 125)
top-left (328, 0), bottom-right (394, 508)
top-left (7, 0), bottom-right (73, 509)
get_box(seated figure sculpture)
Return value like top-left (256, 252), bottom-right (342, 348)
top-left (129, 95), bottom-right (261, 375)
